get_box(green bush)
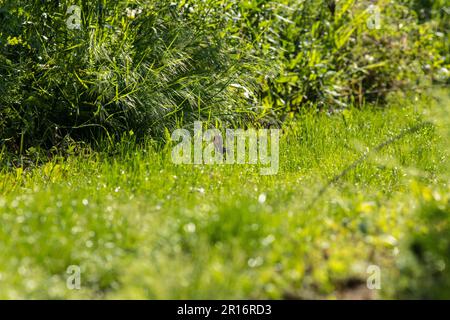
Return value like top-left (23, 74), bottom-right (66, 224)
top-left (0, 0), bottom-right (253, 149)
top-left (0, 0), bottom-right (447, 150)
top-left (220, 0), bottom-right (448, 119)
top-left (402, 0), bottom-right (450, 83)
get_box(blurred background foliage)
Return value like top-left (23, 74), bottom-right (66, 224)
top-left (386, 184), bottom-right (450, 299)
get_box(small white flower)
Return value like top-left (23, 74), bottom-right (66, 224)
top-left (230, 83), bottom-right (253, 99)
top-left (364, 54), bottom-right (375, 63)
top-left (184, 223), bottom-right (196, 233)
top-left (258, 193), bottom-right (267, 204)
top-left (126, 8), bottom-right (141, 19)
top-left (248, 257), bottom-right (263, 268)
top-left (197, 188), bottom-right (205, 194)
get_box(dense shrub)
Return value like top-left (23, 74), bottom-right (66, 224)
top-left (0, 0), bottom-right (253, 150)
top-left (0, 0), bottom-right (447, 150)
top-left (220, 0), bottom-right (448, 119)
top-left (402, 0), bottom-right (449, 83)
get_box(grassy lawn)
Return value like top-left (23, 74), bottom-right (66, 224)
top-left (0, 89), bottom-right (449, 299)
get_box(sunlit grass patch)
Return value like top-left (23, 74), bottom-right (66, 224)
top-left (0, 90), bottom-right (449, 299)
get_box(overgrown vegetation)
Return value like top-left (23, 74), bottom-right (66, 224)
top-left (1, 0), bottom-right (448, 151)
top-left (0, 0), bottom-right (253, 150)
top-left (0, 0), bottom-right (449, 299)
top-left (0, 89), bottom-right (448, 299)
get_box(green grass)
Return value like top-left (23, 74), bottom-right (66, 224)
top-left (0, 89), bottom-right (449, 299)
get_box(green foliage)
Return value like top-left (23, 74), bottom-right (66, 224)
top-left (0, 0), bottom-right (448, 150)
top-left (0, 0), bottom-right (252, 149)
top-left (0, 90), bottom-right (448, 299)
top-left (220, 0), bottom-right (448, 118)
top-left (386, 88), bottom-right (450, 299)
top-left (401, 0), bottom-right (450, 83)
top-left (0, 0), bottom-right (448, 299)
top-left (393, 197), bottom-right (450, 299)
